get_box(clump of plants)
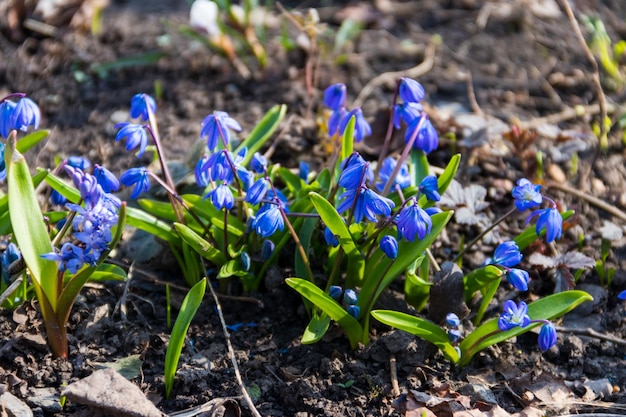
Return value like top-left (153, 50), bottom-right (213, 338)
top-left (0, 76), bottom-right (594, 395)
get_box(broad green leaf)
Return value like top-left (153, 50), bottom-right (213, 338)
top-left (164, 278), bottom-right (206, 398)
top-left (125, 206), bottom-right (179, 246)
top-left (410, 149), bottom-right (429, 187)
top-left (459, 290), bottom-right (593, 366)
top-left (302, 313), bottom-right (331, 344)
top-left (16, 130), bottom-right (50, 154)
top-left (464, 265), bottom-right (504, 299)
top-left (286, 278), bottom-right (363, 348)
top-left (174, 223), bottom-right (226, 265)
top-left (235, 104), bottom-right (287, 165)
top-left (87, 263), bottom-right (127, 282)
top-left (217, 259), bottom-right (249, 279)
top-left (341, 115), bottom-right (355, 162)
top-left (371, 310), bottom-right (459, 362)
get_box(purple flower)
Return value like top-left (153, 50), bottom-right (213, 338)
top-left (498, 300), bottom-right (530, 331)
top-left (339, 153), bottom-right (372, 190)
top-left (200, 111), bottom-right (242, 151)
top-left (323, 83), bottom-right (347, 110)
top-left (11, 97), bottom-right (41, 132)
top-left (250, 152), bottom-right (268, 173)
top-left (339, 108), bottom-right (371, 142)
top-left (0, 100), bottom-right (16, 138)
top-left (405, 117), bottom-right (438, 154)
top-left (324, 227), bottom-right (339, 247)
top-left (208, 183), bottom-right (234, 210)
top-left (120, 167), bottom-right (151, 199)
top-left (398, 77), bottom-right (425, 103)
top-left (396, 199), bottom-right (432, 242)
top-left (245, 178), bottom-right (269, 205)
top-left (337, 187), bottom-right (395, 223)
top-left (506, 268), bottom-right (530, 291)
top-left (490, 241), bottom-right (523, 268)
top-left (419, 175), bottom-right (440, 202)
top-left (115, 123), bottom-right (149, 158)
top-left (393, 102), bottom-right (423, 129)
top-left (130, 93), bottom-right (157, 121)
top-left (527, 207), bottom-right (563, 243)
top-left (380, 235), bottom-right (398, 259)
top-left (538, 322), bottom-right (557, 351)
top-left (376, 157), bottom-right (410, 192)
top-left (512, 178), bottom-right (542, 211)
top-left (41, 242), bottom-right (86, 274)
top-left (253, 203), bottom-right (284, 237)
top-left (94, 165), bottom-right (120, 193)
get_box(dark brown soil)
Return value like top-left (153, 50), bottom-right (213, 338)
top-left (2, 0), bottom-right (626, 416)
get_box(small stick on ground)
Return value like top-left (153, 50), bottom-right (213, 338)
top-left (555, 325), bottom-right (626, 346)
top-left (546, 180), bottom-right (626, 224)
top-left (389, 353), bottom-right (400, 397)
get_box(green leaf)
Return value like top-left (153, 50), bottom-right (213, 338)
top-left (87, 263), bottom-right (127, 282)
top-left (286, 278), bottom-right (363, 348)
top-left (410, 149), bottom-right (429, 187)
top-left (235, 104), bottom-right (287, 165)
top-left (164, 278), bottom-right (207, 398)
top-left (459, 290), bottom-right (593, 366)
top-left (295, 217), bottom-right (318, 281)
top-left (217, 259), bottom-right (249, 279)
top-left (125, 206), bottom-right (179, 246)
top-left (0, 170), bottom-right (48, 235)
top-left (277, 167), bottom-right (303, 196)
top-left (174, 223), bottom-right (227, 265)
top-left (371, 310), bottom-right (459, 362)
top-left (464, 265), bottom-right (504, 299)
top-left (182, 194), bottom-right (245, 237)
top-left (302, 313), bottom-right (331, 344)
top-left (341, 115), bottom-right (355, 162)
top-left (44, 171), bottom-right (81, 203)
top-left (16, 130), bottom-right (50, 154)
top-left (419, 154), bottom-right (461, 208)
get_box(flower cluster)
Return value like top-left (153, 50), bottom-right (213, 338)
top-left (488, 241), bottom-right (530, 291)
top-left (512, 178), bottom-right (563, 243)
top-left (0, 94), bottom-right (41, 139)
top-left (42, 164), bottom-right (120, 273)
top-left (393, 78), bottom-right (438, 154)
top-left (445, 313), bottom-right (463, 344)
top-left (329, 285), bottom-right (360, 319)
top-left (498, 300), bottom-right (557, 351)
top-left (323, 83), bottom-right (371, 142)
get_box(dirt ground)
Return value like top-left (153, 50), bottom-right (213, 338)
top-left (2, 0), bottom-right (626, 416)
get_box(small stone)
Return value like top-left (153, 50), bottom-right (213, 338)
top-left (571, 283), bottom-right (607, 316)
top-left (583, 378), bottom-right (613, 400)
top-left (546, 163), bottom-right (566, 183)
top-left (0, 391), bottom-right (34, 417)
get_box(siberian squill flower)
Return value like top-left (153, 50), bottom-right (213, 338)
top-left (253, 202), bottom-right (284, 237)
top-left (67, 156), bottom-right (91, 171)
top-left (0, 100), bottom-right (17, 138)
top-left (261, 240), bottom-right (275, 261)
top-left (130, 93), bottom-right (157, 121)
top-left (538, 322), bottom-right (557, 351)
top-left (506, 268), bottom-right (530, 291)
top-left (94, 164), bottom-right (120, 193)
top-left (251, 152), bottom-right (268, 174)
top-left (347, 305), bottom-right (360, 319)
top-left (207, 182), bottom-right (234, 210)
top-left (41, 242), bottom-right (85, 274)
top-left (393, 101), bottom-right (423, 129)
top-left (339, 153), bottom-right (373, 190)
top-left (396, 199), bottom-right (432, 242)
top-left (498, 300), bottom-right (530, 331)
top-left (120, 167), bottom-right (151, 199)
top-left (1, 243), bottom-right (21, 283)
top-left (380, 235), bottom-right (398, 259)
top-left (115, 123), bottom-right (149, 158)
top-left (338, 108), bottom-right (371, 142)
top-left (419, 175), bottom-right (440, 202)
top-left (343, 289), bottom-right (358, 305)
top-left (324, 227), bottom-right (339, 247)
top-left (398, 77), bottom-right (425, 103)
top-left (11, 97), bottom-right (41, 132)
top-left (512, 178), bottom-right (542, 211)
top-left (405, 116), bottom-right (438, 154)
top-left (329, 285), bottom-right (343, 300)
top-left (299, 161), bottom-right (310, 182)
top-left (323, 83), bottom-right (347, 110)
top-left (376, 157), bottom-right (410, 192)
top-left (490, 241), bottom-right (523, 268)
top-left (445, 313), bottom-right (461, 328)
top-left (245, 178), bottom-right (269, 205)
top-left (527, 207), bottom-right (562, 243)
top-left (337, 186), bottom-right (394, 223)
top-left (200, 111), bottom-right (242, 151)
top-left (619, 290), bottom-right (626, 300)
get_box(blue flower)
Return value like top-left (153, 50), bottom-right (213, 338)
top-left (337, 187), bottom-right (394, 223)
top-left (67, 156), bottom-right (92, 170)
top-left (538, 322), bottom-right (557, 351)
top-left (1, 242), bottom-right (21, 283)
top-left (208, 183), bottom-right (234, 210)
top-left (376, 157), bottom-right (410, 192)
top-left (253, 203), bottom-right (284, 237)
top-left (506, 268), bottom-right (530, 291)
top-left (245, 178), bottom-right (269, 205)
top-left (405, 117), bottom-right (438, 154)
top-left (50, 190), bottom-right (67, 206)
top-left (380, 235), bottom-right (398, 259)
top-left (343, 289), bottom-right (358, 305)
top-left (41, 242), bottom-right (85, 274)
top-left (120, 167), bottom-right (151, 199)
top-left (447, 329), bottom-right (462, 343)
top-left (324, 227), bottom-right (339, 247)
top-left (445, 313), bottom-right (461, 328)
top-left (130, 93), bottom-right (157, 121)
top-left (339, 153), bottom-right (372, 190)
top-left (328, 108), bottom-right (347, 136)
top-left (619, 290), bottom-right (626, 300)
top-left (512, 178), bottom-right (542, 211)
top-left (498, 300), bottom-right (530, 331)
top-left (490, 241), bottom-right (523, 268)
top-left (398, 78), bottom-right (425, 103)
top-left (527, 207), bottom-right (563, 243)
top-left (323, 83), bottom-right (347, 110)
top-left (339, 108), bottom-right (371, 142)
top-left (240, 251), bottom-right (251, 271)
top-left (396, 199), bottom-right (432, 242)
top-left (94, 165), bottom-right (120, 193)
top-left (0, 142), bottom-right (6, 182)
top-left (0, 100), bottom-right (16, 138)
top-left (195, 155), bottom-right (210, 187)
top-left (299, 161), bottom-right (310, 182)
top-left (11, 97), bottom-right (40, 132)
top-left (419, 175), bottom-right (440, 201)
top-left (115, 123), bottom-right (149, 158)
top-left (250, 152), bottom-right (267, 173)
top-left (329, 285), bottom-right (343, 300)
top-left (393, 102), bottom-right (423, 129)
top-left (261, 240), bottom-right (275, 261)
top-left (347, 305), bottom-right (361, 319)
top-left (200, 111), bottom-right (242, 151)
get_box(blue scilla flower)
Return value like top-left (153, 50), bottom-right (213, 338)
top-left (261, 239), bottom-right (275, 261)
top-left (447, 329), bottom-right (462, 344)
top-left (339, 108), bottom-right (371, 143)
top-left (251, 152), bottom-right (267, 174)
top-left (0, 100), bottom-right (16, 138)
top-left (208, 183), bottom-right (234, 210)
top-left (0, 142), bottom-right (6, 182)
top-left (1, 242), bottom-right (21, 283)
top-left (94, 164), bottom-right (120, 193)
top-left (396, 199), bottom-right (432, 242)
top-left (343, 289), bottom-right (358, 305)
top-left (498, 300), bottom-right (530, 331)
top-left (347, 305), bottom-right (361, 319)
top-left (201, 111), bottom-right (242, 151)
top-left (393, 102), bottom-right (423, 129)
top-left (11, 97), bottom-right (41, 132)
top-left (337, 186), bottom-right (395, 223)
top-left (527, 207), bottom-right (562, 243)
top-left (376, 157), bottom-right (410, 192)
top-left (398, 77), bottom-right (425, 103)
top-left (130, 93), bottom-right (157, 121)
top-left (339, 153), bottom-right (372, 190)
top-left (405, 116), bottom-right (438, 154)
top-left (50, 190), bottom-right (67, 206)
top-left (245, 178), bottom-right (269, 205)
top-left (327, 108), bottom-right (346, 137)
top-left (324, 227), bottom-right (339, 247)
top-left (299, 161), bottom-right (310, 182)
top-left (512, 178), bottom-right (542, 211)
top-left (538, 322), bottom-right (557, 351)
top-left (115, 122), bottom-right (149, 158)
top-left (120, 167), bottom-right (151, 199)
top-left (506, 268), bottom-right (529, 291)
top-left (253, 203), bottom-right (284, 237)
top-left (380, 235), bottom-right (398, 259)
top-left (67, 156), bottom-right (91, 171)
top-left (195, 155), bottom-right (210, 187)
top-left (490, 241), bottom-right (523, 268)
top-left (446, 313), bottom-right (461, 328)
top-left (619, 290), bottom-right (626, 300)
top-left (240, 251), bottom-right (251, 271)
top-left (323, 83), bottom-right (347, 110)
top-left (41, 242), bottom-right (85, 274)
top-left (329, 285), bottom-right (343, 300)
top-left (419, 175), bottom-right (440, 202)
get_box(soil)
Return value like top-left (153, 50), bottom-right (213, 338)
top-left (1, 0), bottom-right (626, 416)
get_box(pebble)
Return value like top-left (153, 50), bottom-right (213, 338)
top-left (571, 283), bottom-right (607, 316)
top-left (546, 163), bottom-right (566, 183)
top-left (0, 390), bottom-right (33, 417)
top-left (26, 387), bottom-right (61, 414)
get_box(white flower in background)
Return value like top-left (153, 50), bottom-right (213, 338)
top-left (190, 0), bottom-right (219, 37)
